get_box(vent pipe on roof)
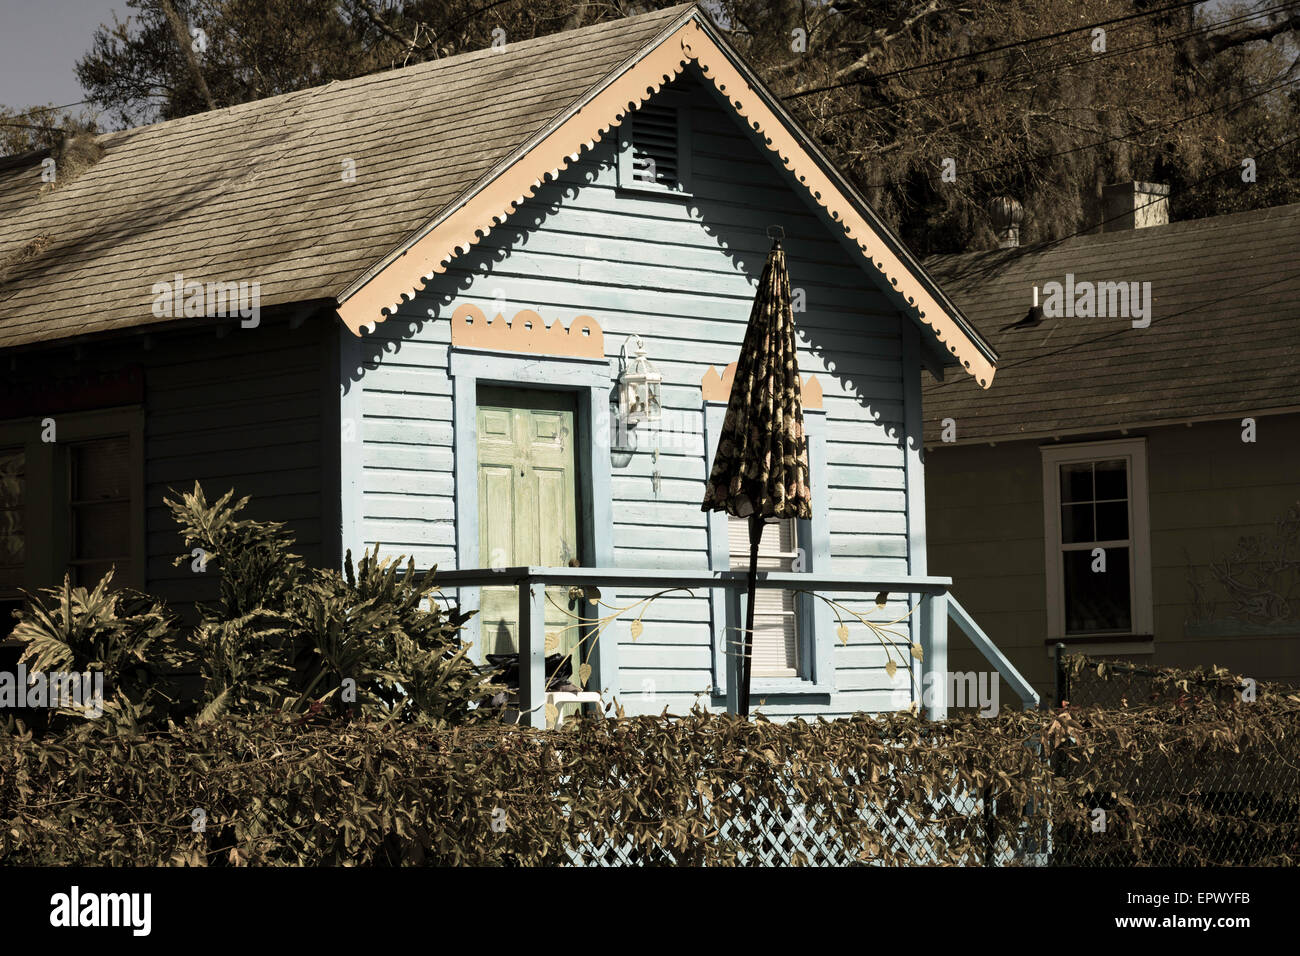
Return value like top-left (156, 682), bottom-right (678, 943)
top-left (1102, 181), bottom-right (1170, 231)
top-left (987, 196), bottom-right (1024, 249)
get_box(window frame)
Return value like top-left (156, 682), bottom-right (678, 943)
top-left (616, 93), bottom-right (693, 198)
top-left (728, 512), bottom-right (802, 679)
top-left (1041, 438), bottom-right (1152, 643)
top-left (704, 401), bottom-right (831, 697)
top-left (0, 407), bottom-right (145, 605)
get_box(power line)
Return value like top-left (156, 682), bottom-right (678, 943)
top-left (813, 2), bottom-right (1299, 121)
top-left (786, 0), bottom-right (1210, 100)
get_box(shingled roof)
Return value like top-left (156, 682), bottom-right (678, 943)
top-left (0, 4), bottom-right (688, 351)
top-left (922, 202), bottom-right (1300, 445)
top-left (0, 2), bottom-right (1000, 384)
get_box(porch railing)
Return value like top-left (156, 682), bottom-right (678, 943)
top-left (432, 567), bottom-right (1038, 726)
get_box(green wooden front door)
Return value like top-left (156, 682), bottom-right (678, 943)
top-left (477, 387), bottom-right (581, 664)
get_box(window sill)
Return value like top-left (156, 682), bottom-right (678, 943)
top-left (1044, 634), bottom-right (1154, 645)
top-left (712, 679), bottom-right (833, 698)
top-left (1044, 634), bottom-right (1154, 657)
top-left (616, 183), bottom-right (693, 200)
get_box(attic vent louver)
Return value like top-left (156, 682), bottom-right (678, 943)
top-left (630, 102), bottom-right (679, 187)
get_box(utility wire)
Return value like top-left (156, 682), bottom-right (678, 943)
top-left (786, 0), bottom-right (1211, 99)
top-left (813, 2), bottom-right (1299, 121)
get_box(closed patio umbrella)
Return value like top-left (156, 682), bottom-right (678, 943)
top-left (702, 229), bottom-right (811, 717)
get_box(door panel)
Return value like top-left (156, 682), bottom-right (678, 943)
top-left (476, 388), bottom-right (580, 667)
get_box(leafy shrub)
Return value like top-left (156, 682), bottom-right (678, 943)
top-left (2, 697), bottom-right (1297, 866)
top-left (6, 483), bottom-right (497, 734)
top-left (9, 572), bottom-right (180, 731)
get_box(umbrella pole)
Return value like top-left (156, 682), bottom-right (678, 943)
top-left (740, 512), bottom-right (764, 717)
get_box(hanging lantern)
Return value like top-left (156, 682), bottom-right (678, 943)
top-left (618, 334), bottom-right (662, 426)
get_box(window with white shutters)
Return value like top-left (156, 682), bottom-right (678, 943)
top-left (729, 515), bottom-right (800, 678)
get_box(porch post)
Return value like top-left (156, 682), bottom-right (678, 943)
top-left (920, 591), bottom-right (949, 719)
top-left (518, 577), bottom-right (547, 728)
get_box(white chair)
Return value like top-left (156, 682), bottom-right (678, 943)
top-left (546, 690), bottom-right (603, 728)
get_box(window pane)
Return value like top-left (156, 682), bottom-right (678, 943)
top-left (1060, 503), bottom-right (1094, 544)
top-left (1059, 463), bottom-right (1093, 503)
top-left (1094, 459), bottom-right (1127, 500)
top-left (73, 501), bottom-right (130, 560)
top-left (73, 561), bottom-right (122, 589)
top-left (1095, 501), bottom-right (1129, 542)
top-left (0, 448), bottom-right (23, 588)
top-left (1064, 547), bottom-right (1131, 632)
top-left (0, 522), bottom-right (22, 587)
top-left (68, 437), bottom-right (132, 587)
top-left (729, 515), bottom-right (800, 677)
top-left (729, 515), bottom-right (798, 568)
top-left (72, 438), bottom-right (130, 501)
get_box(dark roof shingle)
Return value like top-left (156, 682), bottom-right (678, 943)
top-left (922, 202), bottom-right (1300, 444)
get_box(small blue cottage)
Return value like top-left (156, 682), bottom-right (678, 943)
top-left (0, 3), bottom-right (1033, 723)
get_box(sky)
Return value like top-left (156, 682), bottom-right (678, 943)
top-left (0, 0), bottom-right (127, 112)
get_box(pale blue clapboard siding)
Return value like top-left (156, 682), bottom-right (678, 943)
top-left (354, 77), bottom-right (922, 718)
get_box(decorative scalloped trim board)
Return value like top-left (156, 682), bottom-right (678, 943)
top-left (449, 303), bottom-right (604, 358)
top-left (335, 14), bottom-right (996, 388)
top-left (701, 362), bottom-right (822, 410)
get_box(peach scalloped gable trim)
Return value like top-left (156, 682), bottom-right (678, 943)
top-left (335, 15), bottom-right (995, 389)
top-left (701, 362), bottom-right (822, 410)
top-left (450, 303), bottom-right (604, 359)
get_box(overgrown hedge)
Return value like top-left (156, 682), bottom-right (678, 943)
top-left (4, 690), bottom-right (1298, 866)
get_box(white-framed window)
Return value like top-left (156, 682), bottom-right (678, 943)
top-left (729, 515), bottom-right (800, 678)
top-left (1041, 439), bottom-right (1152, 639)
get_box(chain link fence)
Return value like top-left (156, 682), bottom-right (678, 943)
top-left (1045, 648), bottom-right (1300, 865)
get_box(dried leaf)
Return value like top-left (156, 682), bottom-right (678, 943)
top-left (630, 619), bottom-right (643, 641)
top-left (578, 663), bottom-right (592, 688)
top-left (545, 702), bottom-right (559, 726)
top-left (910, 643), bottom-right (924, 661)
top-left (544, 632), bottom-right (559, 654)
top-left (836, 623), bottom-right (849, 645)
top-left (885, 658), bottom-right (897, 679)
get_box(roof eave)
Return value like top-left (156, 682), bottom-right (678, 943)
top-left (687, 15), bottom-right (999, 374)
top-left (335, 4), bottom-right (998, 387)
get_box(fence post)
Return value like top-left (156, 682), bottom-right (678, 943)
top-left (1053, 642), bottom-right (1068, 707)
